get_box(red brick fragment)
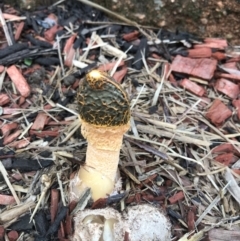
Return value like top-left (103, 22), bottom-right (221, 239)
top-left (0, 194), bottom-right (16, 205)
top-left (223, 61), bottom-right (238, 70)
top-left (8, 138), bottom-right (30, 149)
top-left (215, 153), bottom-right (238, 166)
top-left (194, 38), bottom-right (228, 49)
top-left (233, 99), bottom-right (240, 120)
top-left (168, 73), bottom-right (178, 87)
top-left (17, 97), bottom-right (24, 107)
top-left (64, 46), bottom-right (75, 67)
top-left (3, 130), bottom-right (22, 145)
top-left (233, 169), bottom-right (240, 175)
top-left (171, 55), bottom-right (217, 80)
top-left (122, 30), bottom-right (140, 41)
top-left (179, 78), bottom-right (205, 96)
top-left (215, 72), bottom-right (240, 82)
top-left (1, 122), bottom-right (18, 136)
top-left (187, 47), bottom-right (212, 58)
top-left (186, 206), bottom-right (197, 231)
top-left (0, 65), bottom-right (4, 73)
top-left (51, 189), bottom-right (59, 223)
top-left (169, 191), bottom-right (184, 204)
top-left (7, 65), bottom-right (31, 97)
top-left (205, 99), bottom-right (232, 126)
top-left (31, 112), bottom-right (48, 131)
top-left (113, 66), bottom-right (128, 83)
top-left (0, 94), bottom-right (10, 106)
top-left (64, 34), bottom-right (76, 53)
top-left (151, 53), bottom-right (162, 60)
top-left (0, 226), bottom-right (4, 241)
top-left (211, 51), bottom-right (226, 60)
top-left (44, 25), bottom-right (63, 42)
top-left (63, 34), bottom-right (77, 67)
top-left (212, 143), bottom-right (234, 154)
top-left (65, 212), bottom-right (72, 236)
top-left (215, 78), bottom-right (239, 99)
top-left (7, 230), bottom-right (19, 241)
top-left (14, 21), bottom-right (24, 41)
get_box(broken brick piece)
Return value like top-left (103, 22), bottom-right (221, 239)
top-left (187, 47), bottom-right (212, 58)
top-left (214, 153), bottom-right (238, 166)
top-left (1, 122), bottom-right (18, 136)
top-left (179, 78), bottom-right (205, 96)
top-left (7, 230), bottom-right (18, 241)
top-left (63, 34), bottom-right (77, 54)
top-left (207, 228), bottom-right (240, 241)
top-left (0, 226), bottom-right (5, 241)
top-left (0, 94), bottom-right (10, 106)
top-left (212, 143), bottom-right (234, 154)
top-left (171, 55), bottom-right (217, 80)
top-left (64, 46), bottom-right (75, 67)
top-left (215, 72), bottom-right (240, 81)
top-left (233, 99), bottom-right (240, 120)
top-left (0, 194), bottom-right (16, 205)
top-left (3, 130), bottom-right (22, 145)
top-left (223, 61), bottom-right (238, 70)
top-left (14, 21), bottom-right (25, 41)
top-left (122, 30), bottom-right (140, 41)
top-left (51, 189), bottom-right (59, 223)
top-left (31, 112), bottom-right (48, 131)
top-left (169, 191), bottom-right (184, 204)
top-left (194, 38), bottom-right (228, 49)
top-left (7, 65), bottom-right (31, 97)
top-left (44, 25), bottom-right (63, 42)
top-left (0, 65), bottom-right (4, 73)
top-left (211, 51), bottom-right (226, 60)
top-left (8, 138), bottom-right (30, 149)
top-left (205, 99), bottom-right (232, 126)
top-left (113, 66), bottom-right (128, 83)
top-left (215, 78), bottom-right (239, 99)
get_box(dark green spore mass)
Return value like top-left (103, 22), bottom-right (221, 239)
top-left (77, 71), bottom-right (130, 127)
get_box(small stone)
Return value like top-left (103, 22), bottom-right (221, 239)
top-left (201, 18), bottom-right (208, 24)
top-left (63, 75), bottom-right (75, 86)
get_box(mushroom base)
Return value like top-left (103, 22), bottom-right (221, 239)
top-left (72, 121), bottom-right (130, 201)
top-left (72, 165), bottom-right (114, 201)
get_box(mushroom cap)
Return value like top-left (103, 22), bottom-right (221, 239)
top-left (77, 70), bottom-right (130, 127)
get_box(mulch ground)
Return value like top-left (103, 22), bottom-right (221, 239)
top-left (0, 0), bottom-right (240, 240)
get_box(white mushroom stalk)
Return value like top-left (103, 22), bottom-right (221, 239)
top-left (72, 69), bottom-right (130, 201)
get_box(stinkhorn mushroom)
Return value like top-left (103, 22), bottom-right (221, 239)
top-left (72, 69), bottom-right (130, 201)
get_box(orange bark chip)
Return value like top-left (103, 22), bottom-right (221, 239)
top-left (31, 112), bottom-right (48, 130)
top-left (7, 65), bottom-right (31, 97)
top-left (215, 78), bottom-right (239, 99)
top-left (171, 55), bottom-right (217, 80)
top-left (205, 99), bottom-right (232, 126)
top-left (169, 191), bottom-right (184, 204)
top-left (180, 78), bottom-right (205, 96)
